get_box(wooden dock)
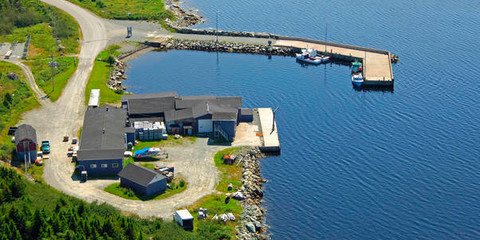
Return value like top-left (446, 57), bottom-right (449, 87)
top-left (275, 38), bottom-right (394, 86)
top-left (257, 108), bottom-right (280, 153)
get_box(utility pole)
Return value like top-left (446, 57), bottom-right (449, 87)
top-left (50, 55), bottom-right (57, 92)
top-left (216, 11), bottom-right (219, 44)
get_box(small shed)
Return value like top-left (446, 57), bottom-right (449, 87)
top-left (15, 124), bottom-right (37, 162)
top-left (174, 209), bottom-right (194, 230)
top-left (88, 89), bottom-right (100, 108)
top-left (239, 108), bottom-right (254, 122)
top-left (118, 163), bottom-right (167, 196)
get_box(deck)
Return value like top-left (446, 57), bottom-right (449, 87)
top-left (257, 108), bottom-right (280, 153)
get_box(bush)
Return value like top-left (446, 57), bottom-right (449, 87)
top-left (179, 180), bottom-right (185, 188)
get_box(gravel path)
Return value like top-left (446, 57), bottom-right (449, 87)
top-left (1, 59), bottom-right (49, 102)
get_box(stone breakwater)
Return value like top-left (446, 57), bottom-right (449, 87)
top-left (235, 147), bottom-right (269, 240)
top-left (107, 59), bottom-right (127, 91)
top-left (149, 39), bottom-right (296, 57)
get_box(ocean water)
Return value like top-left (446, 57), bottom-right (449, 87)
top-left (124, 0), bottom-right (480, 239)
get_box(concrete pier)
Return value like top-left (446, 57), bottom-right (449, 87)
top-left (257, 108), bottom-right (280, 153)
top-left (275, 38), bottom-right (394, 86)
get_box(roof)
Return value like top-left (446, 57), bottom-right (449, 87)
top-left (118, 163), bottom-right (165, 187)
top-left (240, 108), bottom-right (253, 116)
top-left (127, 97), bottom-right (176, 115)
top-left (80, 105), bottom-right (127, 152)
top-left (175, 209), bottom-right (194, 220)
top-left (15, 124), bottom-right (37, 145)
top-left (164, 108), bottom-right (194, 122)
top-left (77, 149), bottom-right (125, 161)
top-left (175, 96), bottom-right (241, 110)
top-left (88, 89), bottom-right (100, 107)
top-left (121, 92), bottom-right (178, 102)
top-left (213, 112), bottom-right (237, 120)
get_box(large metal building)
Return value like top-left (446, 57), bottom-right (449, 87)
top-left (77, 106), bottom-right (134, 176)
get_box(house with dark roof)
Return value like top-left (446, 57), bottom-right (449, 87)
top-left (118, 163), bottom-right (167, 196)
top-left (124, 92), bottom-right (253, 141)
top-left (77, 106), bottom-right (133, 176)
top-left (15, 124), bottom-right (37, 162)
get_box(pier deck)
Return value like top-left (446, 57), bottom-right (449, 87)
top-left (275, 39), bottom-right (394, 86)
top-left (257, 108), bottom-right (280, 153)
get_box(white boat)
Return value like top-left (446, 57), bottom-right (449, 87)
top-left (227, 213), bottom-right (236, 221)
top-left (296, 48), bottom-right (330, 65)
top-left (351, 73), bottom-right (364, 87)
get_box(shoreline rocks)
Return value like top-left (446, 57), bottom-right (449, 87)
top-left (165, 0), bottom-right (204, 28)
top-left (234, 147), bottom-right (270, 240)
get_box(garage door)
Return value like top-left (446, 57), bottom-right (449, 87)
top-left (198, 119), bottom-right (213, 133)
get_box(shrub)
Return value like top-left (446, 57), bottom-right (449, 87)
top-left (179, 180), bottom-right (185, 188)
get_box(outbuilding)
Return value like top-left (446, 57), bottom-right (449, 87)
top-left (15, 124), bottom-right (37, 163)
top-left (118, 163), bottom-right (167, 196)
top-left (174, 209), bottom-right (194, 230)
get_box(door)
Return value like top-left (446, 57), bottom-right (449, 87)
top-left (197, 119), bottom-right (213, 133)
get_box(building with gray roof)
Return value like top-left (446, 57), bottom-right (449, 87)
top-left (77, 106), bottom-right (133, 176)
top-left (118, 163), bottom-right (167, 196)
top-left (15, 124), bottom-right (37, 163)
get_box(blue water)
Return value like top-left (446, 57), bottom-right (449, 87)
top-left (125, 0), bottom-right (480, 239)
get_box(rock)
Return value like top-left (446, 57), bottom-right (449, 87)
top-left (245, 222), bottom-right (255, 233)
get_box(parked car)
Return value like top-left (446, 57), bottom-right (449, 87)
top-left (41, 141), bottom-right (50, 154)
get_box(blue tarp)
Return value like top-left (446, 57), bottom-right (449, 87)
top-left (134, 147), bottom-right (150, 156)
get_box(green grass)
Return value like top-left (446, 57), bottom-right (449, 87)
top-left (140, 163), bottom-right (156, 170)
top-left (67, 0), bottom-right (175, 23)
top-left (25, 56), bottom-right (77, 102)
top-left (213, 147), bottom-right (243, 192)
top-left (27, 163), bottom-right (45, 184)
top-left (0, 62), bottom-right (39, 160)
top-left (85, 45), bottom-right (123, 105)
top-left (186, 194), bottom-right (242, 233)
top-left (104, 175), bottom-right (187, 201)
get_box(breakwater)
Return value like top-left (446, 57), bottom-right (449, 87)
top-left (146, 39), bottom-right (296, 56)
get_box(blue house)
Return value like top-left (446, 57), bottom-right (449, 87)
top-left (77, 106), bottom-right (134, 176)
top-left (118, 163), bottom-right (167, 196)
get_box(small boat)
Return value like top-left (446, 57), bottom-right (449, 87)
top-left (352, 61), bottom-right (363, 73)
top-left (351, 72), bottom-right (364, 87)
top-left (296, 48), bottom-right (330, 65)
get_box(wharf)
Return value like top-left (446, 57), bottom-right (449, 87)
top-left (275, 38), bottom-right (394, 86)
top-left (257, 108), bottom-right (281, 153)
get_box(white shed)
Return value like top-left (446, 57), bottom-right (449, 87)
top-left (174, 209), bottom-right (194, 230)
top-left (88, 89), bottom-right (100, 108)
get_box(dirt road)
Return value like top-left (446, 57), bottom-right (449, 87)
top-left (16, 0), bottom-right (227, 218)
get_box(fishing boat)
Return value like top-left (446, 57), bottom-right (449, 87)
top-left (296, 48), bottom-right (330, 65)
top-left (351, 72), bottom-right (364, 87)
top-left (351, 61), bottom-right (364, 87)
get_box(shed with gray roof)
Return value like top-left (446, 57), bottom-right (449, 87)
top-left (118, 163), bottom-right (167, 196)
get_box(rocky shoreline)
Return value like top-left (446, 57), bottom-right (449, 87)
top-left (234, 147), bottom-right (269, 240)
top-left (164, 0), bottom-right (204, 28)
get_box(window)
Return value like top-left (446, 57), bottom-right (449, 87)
top-left (112, 163), bottom-right (119, 168)
top-left (90, 164), bottom-right (97, 169)
top-left (101, 164), bottom-right (108, 168)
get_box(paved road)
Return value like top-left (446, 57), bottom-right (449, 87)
top-left (17, 0), bottom-right (228, 219)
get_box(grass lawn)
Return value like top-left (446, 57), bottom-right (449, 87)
top-left (25, 56), bottom-right (77, 102)
top-left (85, 45), bottom-right (123, 106)
top-left (27, 163), bottom-right (45, 184)
top-left (0, 62), bottom-right (39, 160)
top-left (104, 174), bottom-right (187, 201)
top-left (213, 147), bottom-right (243, 192)
top-left (67, 0), bottom-right (175, 24)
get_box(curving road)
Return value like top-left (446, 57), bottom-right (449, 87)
top-left (1, 59), bottom-right (48, 102)
top-left (17, 0), bottom-right (226, 219)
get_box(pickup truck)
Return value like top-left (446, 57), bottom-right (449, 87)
top-left (41, 141), bottom-right (50, 154)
